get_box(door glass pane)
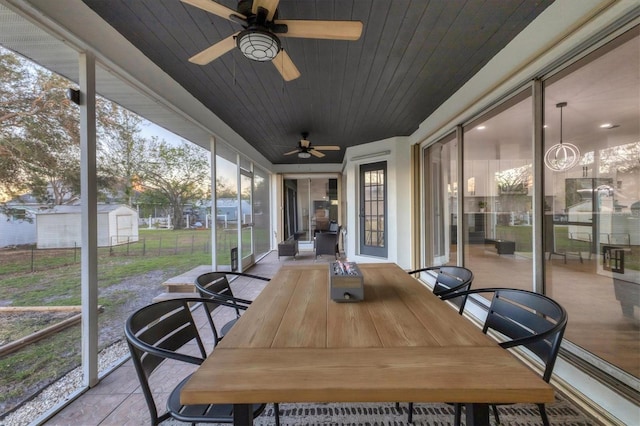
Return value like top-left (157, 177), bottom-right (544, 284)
top-left (425, 132), bottom-right (458, 266)
top-left (543, 28), bottom-right (639, 381)
top-left (283, 177), bottom-right (337, 243)
top-left (463, 92), bottom-right (533, 290)
top-left (297, 179), bottom-right (311, 240)
top-left (253, 166), bottom-right (270, 258)
top-left (215, 152), bottom-right (238, 267)
top-left (240, 173), bottom-right (253, 260)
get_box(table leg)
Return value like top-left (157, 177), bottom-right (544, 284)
top-left (465, 403), bottom-right (490, 426)
top-left (233, 403), bottom-right (253, 425)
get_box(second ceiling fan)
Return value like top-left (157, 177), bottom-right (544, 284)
top-left (284, 133), bottom-right (340, 158)
top-left (181, 0), bottom-right (363, 81)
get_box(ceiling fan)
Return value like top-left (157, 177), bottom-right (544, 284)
top-left (284, 132), bottom-right (340, 158)
top-left (181, 0), bottom-right (363, 81)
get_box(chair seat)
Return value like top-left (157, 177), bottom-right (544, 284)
top-left (220, 317), bottom-right (239, 338)
top-left (168, 374), bottom-right (266, 423)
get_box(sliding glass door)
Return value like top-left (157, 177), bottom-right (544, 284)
top-left (283, 176), bottom-right (339, 243)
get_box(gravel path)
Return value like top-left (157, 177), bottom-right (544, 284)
top-left (1, 340), bottom-right (130, 426)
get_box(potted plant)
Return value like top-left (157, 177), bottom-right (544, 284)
top-left (478, 201), bottom-right (486, 212)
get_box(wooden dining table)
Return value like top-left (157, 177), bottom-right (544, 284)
top-left (181, 263), bottom-right (554, 425)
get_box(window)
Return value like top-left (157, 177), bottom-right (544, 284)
top-left (462, 91), bottom-right (534, 290)
top-left (543, 27), bottom-right (639, 383)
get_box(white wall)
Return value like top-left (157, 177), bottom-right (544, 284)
top-left (343, 137), bottom-right (412, 268)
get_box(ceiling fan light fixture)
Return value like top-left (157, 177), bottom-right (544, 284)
top-left (237, 29), bottom-right (281, 61)
top-left (298, 151), bottom-right (311, 159)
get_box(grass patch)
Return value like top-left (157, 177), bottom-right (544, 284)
top-left (0, 326), bottom-right (81, 405)
top-left (0, 229), bottom-right (234, 414)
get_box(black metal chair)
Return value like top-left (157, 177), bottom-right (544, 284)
top-left (194, 271), bottom-right (269, 343)
top-left (124, 297), bottom-right (267, 425)
top-left (407, 266), bottom-right (474, 314)
top-left (194, 272), bottom-right (280, 425)
top-left (315, 226), bottom-right (341, 259)
top-left (440, 288), bottom-right (568, 426)
top-left (400, 266), bottom-right (474, 420)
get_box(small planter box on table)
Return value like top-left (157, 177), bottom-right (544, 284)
top-left (330, 262), bottom-right (364, 302)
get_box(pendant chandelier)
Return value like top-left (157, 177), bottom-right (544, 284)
top-left (544, 102), bottom-right (581, 172)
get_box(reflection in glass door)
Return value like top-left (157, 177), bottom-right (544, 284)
top-left (543, 28), bottom-right (639, 383)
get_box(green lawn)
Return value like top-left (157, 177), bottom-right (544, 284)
top-left (0, 227), bottom-right (270, 415)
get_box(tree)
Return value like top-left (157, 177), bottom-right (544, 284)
top-left (97, 102), bottom-right (147, 205)
top-left (0, 48), bottom-right (60, 199)
top-left (216, 176), bottom-right (237, 199)
top-left (1, 48), bottom-right (152, 207)
top-left (138, 139), bottom-right (210, 229)
top-left (0, 54), bottom-right (82, 205)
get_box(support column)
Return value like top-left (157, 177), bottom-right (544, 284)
top-left (79, 52), bottom-right (98, 388)
top-left (532, 79), bottom-right (545, 293)
top-left (210, 136), bottom-right (217, 269)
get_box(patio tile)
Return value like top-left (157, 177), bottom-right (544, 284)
top-left (98, 392), bottom-right (156, 426)
top-left (86, 364), bottom-right (140, 395)
top-left (45, 393), bottom-right (128, 426)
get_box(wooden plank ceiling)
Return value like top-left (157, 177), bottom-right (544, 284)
top-left (81, 0), bottom-right (553, 164)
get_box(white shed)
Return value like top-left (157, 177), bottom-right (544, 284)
top-left (36, 204), bottom-right (139, 248)
top-left (0, 209), bottom-right (37, 247)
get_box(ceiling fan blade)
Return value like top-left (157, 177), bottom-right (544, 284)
top-left (312, 145), bottom-right (341, 151)
top-left (284, 149), bottom-right (300, 155)
top-left (252, 0), bottom-right (279, 21)
top-left (272, 50), bottom-right (301, 81)
top-left (181, 0), bottom-right (246, 21)
top-left (310, 149), bottom-right (325, 158)
top-left (189, 33), bottom-right (239, 65)
top-left (275, 20), bottom-right (363, 41)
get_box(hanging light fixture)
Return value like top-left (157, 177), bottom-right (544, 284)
top-left (236, 29), bottom-right (281, 62)
top-left (544, 102), bottom-right (581, 172)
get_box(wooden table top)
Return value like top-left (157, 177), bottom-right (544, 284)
top-left (181, 263), bottom-right (554, 405)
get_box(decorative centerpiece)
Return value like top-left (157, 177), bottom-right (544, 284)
top-left (329, 261), bottom-right (364, 302)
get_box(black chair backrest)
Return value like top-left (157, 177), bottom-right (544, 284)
top-left (195, 272), bottom-right (240, 316)
top-left (408, 266), bottom-right (474, 313)
top-left (125, 298), bottom-right (217, 424)
top-left (443, 288), bottom-right (568, 382)
top-left (195, 272), bottom-right (267, 337)
top-left (432, 266), bottom-right (473, 296)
